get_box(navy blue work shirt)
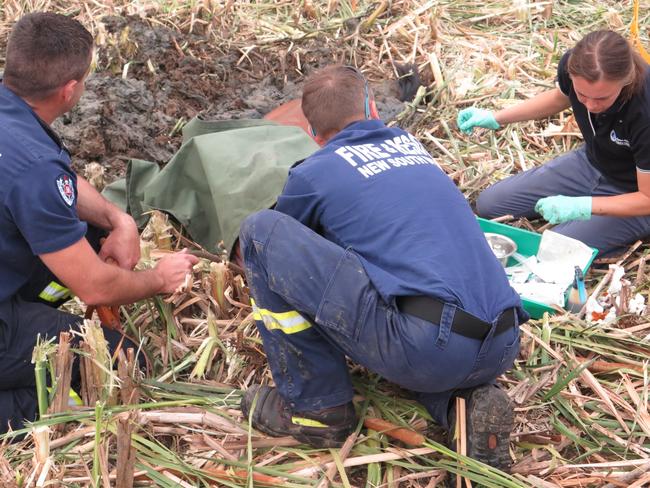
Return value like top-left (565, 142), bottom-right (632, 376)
top-left (0, 83), bottom-right (86, 302)
top-left (275, 119), bottom-right (525, 323)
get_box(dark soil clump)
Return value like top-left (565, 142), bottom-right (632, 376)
top-left (3, 15), bottom-right (407, 179)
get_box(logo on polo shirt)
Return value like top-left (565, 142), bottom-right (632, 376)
top-left (56, 174), bottom-right (75, 206)
top-left (610, 130), bottom-right (630, 147)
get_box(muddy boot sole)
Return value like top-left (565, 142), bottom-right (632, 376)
top-left (464, 384), bottom-right (513, 472)
top-left (447, 384), bottom-right (513, 487)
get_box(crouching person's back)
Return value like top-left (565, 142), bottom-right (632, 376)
top-left (238, 64), bottom-right (528, 473)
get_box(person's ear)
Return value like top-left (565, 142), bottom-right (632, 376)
top-left (61, 79), bottom-right (79, 104)
top-left (369, 99), bottom-right (380, 120)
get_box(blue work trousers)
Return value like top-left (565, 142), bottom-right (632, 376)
top-left (239, 210), bottom-right (520, 427)
top-left (476, 146), bottom-right (650, 256)
top-left (0, 226), bottom-right (136, 435)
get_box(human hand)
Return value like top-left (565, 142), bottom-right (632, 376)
top-left (534, 195), bottom-right (592, 224)
top-left (99, 215), bottom-right (141, 270)
top-left (457, 107), bottom-right (500, 134)
top-left (154, 249), bottom-right (200, 293)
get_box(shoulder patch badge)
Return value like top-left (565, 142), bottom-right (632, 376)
top-left (56, 174), bottom-right (75, 206)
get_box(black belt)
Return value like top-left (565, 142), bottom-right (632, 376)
top-left (396, 296), bottom-right (517, 341)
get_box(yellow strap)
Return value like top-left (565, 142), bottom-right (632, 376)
top-left (291, 416), bottom-right (328, 428)
top-left (250, 299), bottom-right (312, 334)
top-left (38, 281), bottom-right (71, 302)
top-left (631, 0), bottom-right (650, 64)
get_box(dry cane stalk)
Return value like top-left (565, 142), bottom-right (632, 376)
top-left (161, 470), bottom-right (195, 488)
top-left (50, 427), bottom-right (95, 449)
top-left (222, 437), bottom-right (301, 450)
top-left (614, 282), bottom-right (630, 316)
top-left (136, 410), bottom-right (247, 434)
top-left (635, 256), bottom-right (646, 286)
top-left (81, 320), bottom-right (118, 405)
top-left (360, 0), bottom-right (387, 31)
top-left (32, 426), bottom-right (50, 466)
top-left (0, 451), bottom-right (18, 488)
top-left (116, 349), bottom-right (139, 488)
top-left (455, 397), bottom-right (470, 488)
top-left (201, 466), bottom-right (287, 486)
top-left (145, 211), bottom-right (173, 250)
top-left (118, 349), bottom-right (140, 405)
top-left (391, 465), bottom-right (402, 488)
top-left (291, 448), bottom-right (437, 478)
top-left (316, 431), bottom-right (358, 488)
top-left (98, 440), bottom-right (111, 488)
top-left (48, 332), bottom-right (74, 430)
top-left (27, 426), bottom-right (51, 488)
top-left (115, 413), bottom-right (137, 488)
top-left (84, 162), bottom-right (105, 191)
top-left (579, 367), bottom-right (630, 434)
top-left (80, 341), bottom-right (98, 406)
top-left (210, 262), bottom-right (232, 317)
top-left (35, 457), bottom-right (52, 488)
top-left (602, 460), bottom-right (650, 488)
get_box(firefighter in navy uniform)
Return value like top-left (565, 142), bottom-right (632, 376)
top-left (459, 30), bottom-right (650, 256)
top-left (0, 12), bottom-right (198, 434)
top-left (239, 65), bottom-right (529, 472)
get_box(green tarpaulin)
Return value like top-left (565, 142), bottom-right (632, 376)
top-left (103, 117), bottom-right (319, 254)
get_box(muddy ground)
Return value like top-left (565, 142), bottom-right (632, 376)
top-left (20, 16), bottom-right (410, 181)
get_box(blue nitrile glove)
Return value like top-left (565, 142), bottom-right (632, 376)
top-left (457, 107), bottom-right (500, 134)
top-left (534, 195), bottom-right (592, 224)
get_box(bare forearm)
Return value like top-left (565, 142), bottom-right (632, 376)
top-left (40, 239), bottom-right (197, 306)
top-left (83, 264), bottom-right (165, 305)
top-left (40, 239), bottom-right (163, 305)
top-left (76, 176), bottom-right (130, 231)
top-left (592, 193), bottom-right (650, 217)
top-left (494, 88), bottom-right (571, 126)
top-left (77, 175), bottom-right (140, 269)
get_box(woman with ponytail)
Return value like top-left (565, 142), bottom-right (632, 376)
top-left (458, 30), bottom-right (650, 255)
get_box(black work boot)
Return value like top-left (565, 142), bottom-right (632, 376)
top-left (241, 385), bottom-right (357, 448)
top-left (448, 384), bottom-right (513, 473)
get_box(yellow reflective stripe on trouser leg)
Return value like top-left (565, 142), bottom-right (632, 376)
top-left (250, 298), bottom-right (312, 334)
top-left (38, 281), bottom-right (71, 302)
top-left (291, 416), bottom-right (328, 428)
top-left (46, 387), bottom-right (83, 407)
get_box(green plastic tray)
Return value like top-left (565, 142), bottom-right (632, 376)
top-left (478, 218), bottom-right (598, 319)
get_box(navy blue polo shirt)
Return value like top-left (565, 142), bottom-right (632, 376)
top-left (557, 50), bottom-right (650, 191)
top-left (275, 120), bottom-right (525, 323)
top-left (0, 83), bottom-right (86, 302)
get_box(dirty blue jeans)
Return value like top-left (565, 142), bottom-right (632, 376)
top-left (239, 209), bottom-right (521, 427)
top-left (476, 146), bottom-right (650, 256)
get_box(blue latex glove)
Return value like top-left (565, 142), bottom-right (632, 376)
top-left (534, 195), bottom-right (592, 224)
top-left (457, 107), bottom-right (500, 134)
